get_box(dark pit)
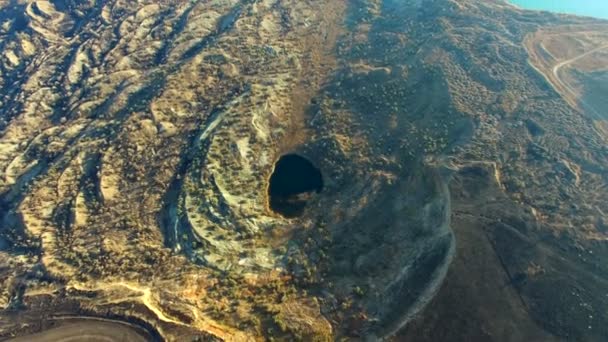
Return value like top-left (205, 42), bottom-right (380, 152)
top-left (268, 154), bottom-right (323, 218)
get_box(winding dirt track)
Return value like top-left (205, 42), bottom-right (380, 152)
top-left (6, 319), bottom-right (150, 342)
top-left (551, 44), bottom-right (608, 120)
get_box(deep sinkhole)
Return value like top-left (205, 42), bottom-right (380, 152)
top-left (268, 154), bottom-right (323, 218)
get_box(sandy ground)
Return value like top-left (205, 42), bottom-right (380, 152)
top-left (524, 25), bottom-right (608, 123)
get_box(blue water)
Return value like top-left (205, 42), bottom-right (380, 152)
top-left (510, 0), bottom-right (608, 20)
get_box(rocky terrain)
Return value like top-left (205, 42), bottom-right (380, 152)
top-left (0, 0), bottom-right (607, 341)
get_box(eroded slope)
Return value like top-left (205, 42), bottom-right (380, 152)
top-left (1, 0), bottom-right (608, 341)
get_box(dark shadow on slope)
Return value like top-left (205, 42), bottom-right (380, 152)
top-left (268, 154), bottom-right (323, 218)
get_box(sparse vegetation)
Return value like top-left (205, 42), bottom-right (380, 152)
top-left (1, 0), bottom-right (608, 341)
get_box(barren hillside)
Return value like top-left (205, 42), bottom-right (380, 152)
top-left (1, 0), bottom-right (607, 341)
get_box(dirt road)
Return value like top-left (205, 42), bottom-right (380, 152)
top-left (6, 319), bottom-right (151, 342)
top-left (551, 44), bottom-right (608, 120)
